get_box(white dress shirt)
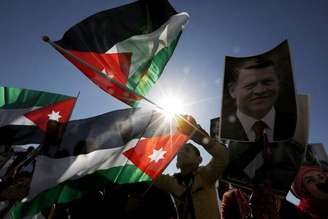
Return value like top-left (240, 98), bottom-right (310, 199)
top-left (236, 108), bottom-right (276, 142)
top-left (237, 108), bottom-right (276, 178)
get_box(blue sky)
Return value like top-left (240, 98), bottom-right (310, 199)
top-left (1, 0), bottom-right (328, 202)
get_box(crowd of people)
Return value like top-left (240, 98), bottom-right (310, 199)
top-left (0, 114), bottom-right (327, 219)
top-left (0, 57), bottom-right (327, 217)
top-left (0, 48), bottom-right (327, 218)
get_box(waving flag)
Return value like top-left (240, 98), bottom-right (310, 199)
top-left (0, 86), bottom-right (76, 146)
top-left (53, 0), bottom-right (189, 106)
top-left (11, 108), bottom-right (188, 218)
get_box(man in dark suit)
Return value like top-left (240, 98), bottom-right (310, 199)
top-left (221, 59), bottom-right (296, 142)
top-left (220, 58), bottom-right (301, 195)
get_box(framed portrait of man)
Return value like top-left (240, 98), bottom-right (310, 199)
top-left (220, 40), bottom-right (297, 143)
top-left (220, 41), bottom-right (307, 195)
top-left (222, 94), bottom-right (308, 195)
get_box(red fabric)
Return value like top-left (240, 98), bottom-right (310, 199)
top-left (221, 189), bottom-right (245, 219)
top-left (250, 184), bottom-right (281, 219)
top-left (123, 134), bottom-right (188, 179)
top-left (298, 198), bottom-right (328, 219)
top-left (63, 50), bottom-right (142, 105)
top-left (221, 189), bottom-right (281, 219)
top-left (235, 189), bottom-right (252, 219)
top-left (24, 98), bottom-right (76, 131)
top-left (67, 50), bottom-right (131, 84)
top-left (291, 165), bottom-right (322, 199)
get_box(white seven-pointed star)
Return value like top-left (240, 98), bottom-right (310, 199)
top-left (48, 110), bottom-right (62, 122)
top-left (148, 147), bottom-right (167, 163)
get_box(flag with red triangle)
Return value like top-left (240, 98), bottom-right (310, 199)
top-left (53, 0), bottom-right (189, 106)
top-left (123, 134), bottom-right (187, 179)
top-left (25, 98), bottom-right (76, 132)
top-left (11, 108), bottom-right (188, 219)
top-left (0, 86), bottom-right (77, 146)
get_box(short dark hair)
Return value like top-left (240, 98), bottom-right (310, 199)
top-left (184, 143), bottom-right (201, 156)
top-left (230, 59), bottom-right (275, 85)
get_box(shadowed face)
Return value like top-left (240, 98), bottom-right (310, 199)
top-left (303, 170), bottom-right (328, 200)
top-left (229, 65), bottom-right (280, 119)
top-left (176, 144), bottom-right (201, 169)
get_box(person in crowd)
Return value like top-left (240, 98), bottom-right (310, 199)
top-left (46, 182), bottom-right (178, 219)
top-left (154, 115), bottom-right (229, 219)
top-left (291, 165), bottom-right (328, 219)
top-left (221, 181), bottom-right (301, 219)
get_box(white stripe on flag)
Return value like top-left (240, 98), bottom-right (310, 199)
top-left (106, 12), bottom-right (189, 77)
top-left (0, 107), bottom-right (39, 126)
top-left (27, 139), bottom-right (139, 200)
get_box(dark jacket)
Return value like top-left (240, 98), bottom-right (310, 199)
top-left (221, 111), bottom-right (297, 142)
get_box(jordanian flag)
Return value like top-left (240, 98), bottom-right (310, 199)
top-left (0, 86), bottom-right (77, 146)
top-left (11, 108), bottom-right (188, 218)
top-left (54, 0), bottom-right (189, 106)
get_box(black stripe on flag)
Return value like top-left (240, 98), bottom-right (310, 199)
top-left (56, 0), bottom-right (177, 53)
top-left (0, 125), bottom-right (44, 145)
top-left (41, 108), bottom-right (178, 159)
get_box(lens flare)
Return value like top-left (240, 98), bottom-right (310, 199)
top-left (158, 95), bottom-right (185, 119)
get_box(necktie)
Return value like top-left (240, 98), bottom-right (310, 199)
top-left (252, 121), bottom-right (267, 142)
top-left (252, 121), bottom-right (272, 161)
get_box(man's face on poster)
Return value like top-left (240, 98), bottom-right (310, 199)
top-left (229, 64), bottom-right (280, 119)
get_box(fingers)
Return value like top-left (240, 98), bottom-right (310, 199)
top-left (176, 114), bottom-right (196, 125)
top-left (175, 114), bottom-right (197, 136)
top-left (184, 115), bottom-right (196, 125)
top-left (175, 114), bottom-right (211, 145)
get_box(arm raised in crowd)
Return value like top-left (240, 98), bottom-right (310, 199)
top-left (154, 115), bottom-right (229, 219)
top-left (176, 115), bottom-right (229, 184)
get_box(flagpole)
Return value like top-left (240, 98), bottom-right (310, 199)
top-left (47, 204), bottom-right (56, 219)
top-left (42, 36), bottom-right (210, 154)
top-left (42, 36), bottom-right (165, 111)
top-left (66, 91), bottom-right (79, 122)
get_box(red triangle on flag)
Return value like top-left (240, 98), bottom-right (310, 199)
top-left (61, 50), bottom-right (141, 104)
top-left (123, 134), bottom-right (188, 180)
top-left (66, 50), bottom-right (132, 84)
top-left (24, 98), bottom-right (76, 132)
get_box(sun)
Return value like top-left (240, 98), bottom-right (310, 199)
top-left (157, 94), bottom-right (186, 119)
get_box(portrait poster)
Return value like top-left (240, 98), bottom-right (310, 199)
top-left (221, 70), bottom-right (306, 196)
top-left (220, 40), bottom-right (297, 142)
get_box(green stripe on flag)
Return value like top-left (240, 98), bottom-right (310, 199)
top-left (11, 165), bottom-right (151, 219)
top-left (127, 32), bottom-right (182, 106)
top-left (0, 87), bottom-right (71, 109)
